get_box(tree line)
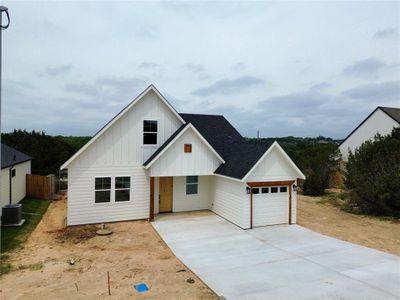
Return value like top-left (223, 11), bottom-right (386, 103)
top-left (3, 129), bottom-right (398, 217)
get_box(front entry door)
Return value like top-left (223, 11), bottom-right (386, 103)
top-left (159, 177), bottom-right (173, 213)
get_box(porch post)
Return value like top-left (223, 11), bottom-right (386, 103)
top-left (149, 177), bottom-right (154, 221)
top-left (250, 186), bottom-right (253, 229)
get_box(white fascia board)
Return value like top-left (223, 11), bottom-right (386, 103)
top-left (241, 141), bottom-right (306, 182)
top-left (144, 124), bottom-right (225, 169)
top-left (60, 85), bottom-right (185, 170)
top-left (213, 173), bottom-right (243, 183)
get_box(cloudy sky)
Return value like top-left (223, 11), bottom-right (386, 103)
top-left (2, 1), bottom-right (399, 138)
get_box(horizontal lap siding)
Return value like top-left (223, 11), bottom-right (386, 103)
top-left (211, 176), bottom-right (249, 229)
top-left (1, 161), bottom-right (31, 207)
top-left (67, 165), bottom-right (149, 225)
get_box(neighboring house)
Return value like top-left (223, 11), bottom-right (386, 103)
top-left (61, 85), bottom-right (305, 229)
top-left (1, 144), bottom-right (32, 207)
top-left (339, 106), bottom-right (400, 161)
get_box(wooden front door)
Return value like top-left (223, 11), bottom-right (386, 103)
top-left (159, 177), bottom-right (173, 213)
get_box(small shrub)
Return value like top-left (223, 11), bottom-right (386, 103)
top-left (0, 262), bottom-right (12, 275)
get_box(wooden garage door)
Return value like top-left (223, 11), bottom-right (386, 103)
top-left (253, 186), bottom-right (289, 227)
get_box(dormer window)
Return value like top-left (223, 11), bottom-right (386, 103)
top-left (143, 120), bottom-right (158, 145)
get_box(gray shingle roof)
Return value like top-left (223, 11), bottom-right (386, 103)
top-left (143, 113), bottom-right (275, 179)
top-left (380, 106), bottom-right (400, 124)
top-left (1, 144), bottom-right (32, 169)
top-left (180, 113), bottom-right (275, 179)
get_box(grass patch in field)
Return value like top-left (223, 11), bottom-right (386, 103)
top-left (1, 198), bottom-right (50, 253)
top-left (18, 262), bottom-right (43, 271)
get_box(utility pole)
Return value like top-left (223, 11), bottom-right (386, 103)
top-left (0, 6), bottom-right (10, 223)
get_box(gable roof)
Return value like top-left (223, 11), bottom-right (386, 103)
top-left (60, 85), bottom-right (185, 169)
top-left (241, 141), bottom-right (306, 181)
top-left (149, 113), bottom-right (304, 180)
top-left (143, 123), bottom-right (225, 168)
top-left (179, 113), bottom-right (243, 159)
top-left (214, 139), bottom-right (274, 179)
top-left (340, 106), bottom-right (400, 146)
top-left (1, 144), bottom-right (32, 169)
top-left (380, 106), bottom-right (400, 123)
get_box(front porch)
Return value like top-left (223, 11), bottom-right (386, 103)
top-left (149, 175), bottom-right (214, 220)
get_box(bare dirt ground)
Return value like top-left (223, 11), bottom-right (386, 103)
top-left (297, 194), bottom-right (400, 256)
top-left (0, 199), bottom-right (217, 300)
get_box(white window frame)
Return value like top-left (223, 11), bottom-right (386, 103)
top-left (94, 177), bottom-right (112, 204)
top-left (94, 176), bottom-right (132, 205)
top-left (143, 119), bottom-right (158, 147)
top-left (115, 176), bottom-right (131, 202)
top-left (186, 176), bottom-right (198, 195)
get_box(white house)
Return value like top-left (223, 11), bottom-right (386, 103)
top-left (61, 85), bottom-right (305, 229)
top-left (1, 144), bottom-right (32, 207)
top-left (339, 106), bottom-right (400, 161)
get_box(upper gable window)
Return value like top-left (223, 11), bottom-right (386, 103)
top-left (143, 120), bottom-right (158, 145)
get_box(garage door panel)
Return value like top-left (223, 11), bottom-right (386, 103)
top-left (253, 190), bottom-right (289, 227)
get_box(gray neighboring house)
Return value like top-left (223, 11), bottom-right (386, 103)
top-left (1, 144), bottom-right (32, 207)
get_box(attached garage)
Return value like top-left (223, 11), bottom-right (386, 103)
top-left (249, 181), bottom-right (293, 227)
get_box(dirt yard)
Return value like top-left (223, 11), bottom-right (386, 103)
top-left (297, 194), bottom-right (400, 256)
top-left (0, 199), bottom-right (217, 300)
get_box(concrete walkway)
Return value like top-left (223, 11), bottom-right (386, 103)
top-left (152, 211), bottom-right (400, 300)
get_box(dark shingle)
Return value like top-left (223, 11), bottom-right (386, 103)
top-left (214, 140), bottom-right (274, 179)
top-left (143, 113), bottom-right (276, 179)
top-left (380, 106), bottom-right (400, 124)
top-left (180, 113), bottom-right (274, 179)
top-left (179, 113), bottom-right (243, 159)
top-left (1, 144), bottom-right (32, 169)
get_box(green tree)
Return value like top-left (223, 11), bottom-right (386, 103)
top-left (345, 128), bottom-right (400, 217)
top-left (297, 143), bottom-right (341, 195)
top-left (2, 130), bottom-right (89, 175)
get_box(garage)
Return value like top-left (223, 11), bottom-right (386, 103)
top-left (252, 185), bottom-right (290, 226)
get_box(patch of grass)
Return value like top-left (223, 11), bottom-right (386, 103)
top-left (1, 198), bottom-right (50, 253)
top-left (317, 190), bottom-right (349, 207)
top-left (0, 261), bottom-right (12, 275)
top-left (18, 262), bottom-right (43, 271)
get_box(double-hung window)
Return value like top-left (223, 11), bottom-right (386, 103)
top-left (143, 120), bottom-right (158, 145)
top-left (95, 177), bottom-right (111, 203)
top-left (186, 176), bottom-right (198, 195)
top-left (115, 177), bottom-right (130, 202)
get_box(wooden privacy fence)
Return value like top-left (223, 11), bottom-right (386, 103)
top-left (26, 174), bottom-right (55, 200)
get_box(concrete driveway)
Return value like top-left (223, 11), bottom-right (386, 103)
top-left (152, 211), bottom-right (400, 300)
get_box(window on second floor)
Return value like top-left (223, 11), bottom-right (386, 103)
top-left (143, 120), bottom-right (158, 145)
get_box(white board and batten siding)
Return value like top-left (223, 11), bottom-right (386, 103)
top-left (339, 108), bottom-right (399, 161)
top-left (66, 90), bottom-right (183, 225)
top-left (211, 176), bottom-right (250, 229)
top-left (149, 127), bottom-right (222, 177)
top-left (1, 161), bottom-right (31, 207)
